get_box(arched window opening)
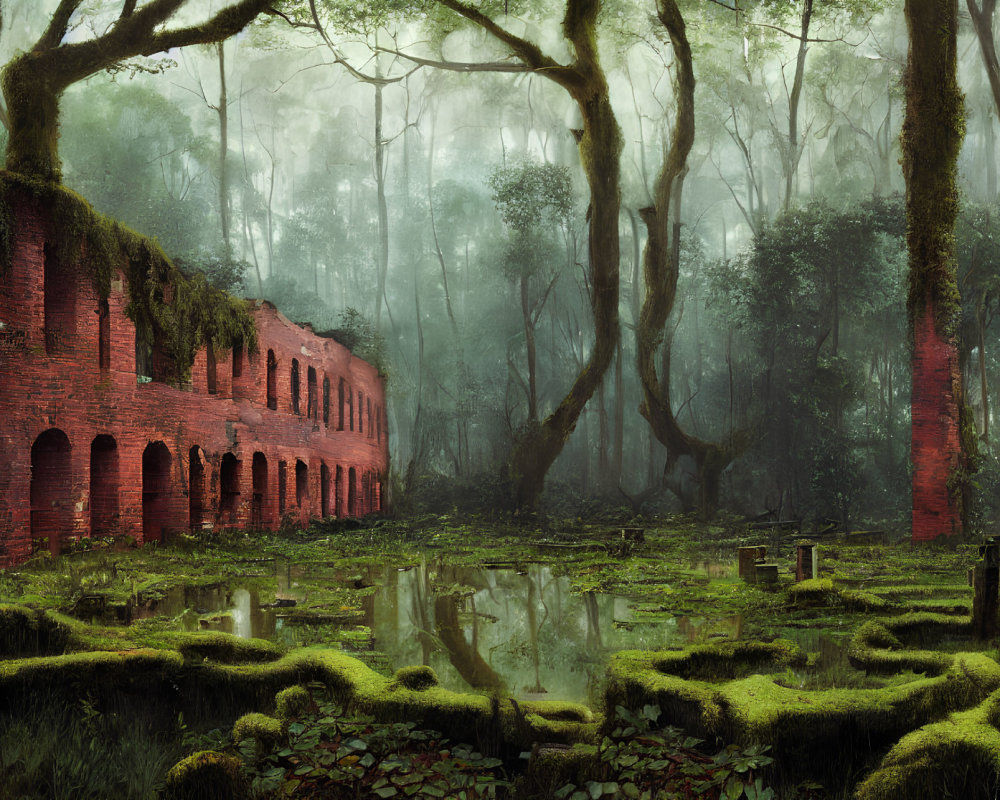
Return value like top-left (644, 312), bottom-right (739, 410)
top-left (278, 460), bottom-right (287, 515)
top-left (320, 462), bottom-right (330, 517)
top-left (44, 244), bottom-right (76, 355)
top-left (358, 391), bottom-right (364, 433)
top-left (31, 429), bottom-right (72, 555)
top-left (348, 388), bottom-right (354, 432)
top-left (335, 465), bottom-right (344, 517)
top-left (189, 446), bottom-right (207, 530)
top-left (307, 366), bottom-right (318, 420)
top-left (291, 359), bottom-right (301, 414)
top-left (98, 298), bottom-right (110, 372)
top-left (142, 441), bottom-right (172, 543)
top-left (296, 459), bottom-right (309, 509)
top-left (232, 342), bottom-right (244, 380)
top-left (206, 342), bottom-right (218, 394)
top-left (323, 376), bottom-right (330, 426)
top-left (252, 452), bottom-right (268, 529)
top-left (348, 467), bottom-right (358, 517)
top-left (266, 350), bottom-right (278, 410)
top-left (367, 398), bottom-right (372, 438)
top-left (135, 336), bottom-right (153, 383)
top-left (360, 472), bottom-right (372, 516)
top-left (89, 435), bottom-right (118, 537)
top-left (219, 453), bottom-right (240, 523)
top-left (338, 378), bottom-right (346, 430)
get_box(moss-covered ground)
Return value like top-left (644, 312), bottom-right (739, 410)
top-left (0, 513), bottom-right (994, 797)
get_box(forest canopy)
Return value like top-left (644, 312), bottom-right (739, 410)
top-left (1, 0), bottom-right (996, 530)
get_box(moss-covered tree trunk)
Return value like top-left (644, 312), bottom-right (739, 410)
top-left (903, 0), bottom-right (974, 542)
top-left (508, 85), bottom-right (621, 510)
top-left (634, 0), bottom-right (734, 519)
top-left (436, 0), bottom-right (621, 512)
top-left (2, 0), bottom-right (274, 182)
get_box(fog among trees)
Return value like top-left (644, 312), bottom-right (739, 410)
top-left (6, 0), bottom-right (1000, 530)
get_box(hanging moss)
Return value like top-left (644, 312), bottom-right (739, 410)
top-left (0, 170), bottom-right (256, 382)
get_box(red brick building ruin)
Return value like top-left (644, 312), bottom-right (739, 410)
top-left (0, 193), bottom-right (388, 567)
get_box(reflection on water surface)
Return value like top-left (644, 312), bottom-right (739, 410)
top-left (132, 560), bottom-right (743, 703)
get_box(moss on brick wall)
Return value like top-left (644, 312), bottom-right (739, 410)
top-left (0, 171), bottom-right (256, 382)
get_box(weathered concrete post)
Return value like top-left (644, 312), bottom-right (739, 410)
top-left (738, 546), bottom-right (767, 583)
top-left (972, 539), bottom-right (999, 641)
top-left (796, 543), bottom-right (818, 582)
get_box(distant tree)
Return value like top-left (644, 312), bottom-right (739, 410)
top-left (902, 0), bottom-right (973, 541)
top-left (488, 159), bottom-right (573, 424)
top-left (3, 0), bottom-right (279, 182)
top-left (714, 198), bottom-right (906, 526)
top-left (419, 0), bottom-right (623, 512)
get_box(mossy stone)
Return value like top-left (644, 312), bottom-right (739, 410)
top-left (232, 712), bottom-right (284, 752)
top-left (163, 750), bottom-right (247, 800)
top-left (393, 664), bottom-right (439, 691)
top-left (275, 684), bottom-right (311, 720)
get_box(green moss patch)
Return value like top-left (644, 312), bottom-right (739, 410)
top-left (274, 684), bottom-right (311, 720)
top-left (651, 639), bottom-right (807, 681)
top-left (175, 633), bottom-right (282, 665)
top-left (606, 641), bottom-right (1000, 790)
top-left (787, 578), bottom-right (891, 612)
top-left (0, 604), bottom-right (69, 658)
top-left (392, 664), bottom-right (439, 691)
top-left (857, 690), bottom-right (1000, 800)
top-left (848, 620), bottom-right (953, 676)
top-left (232, 712), bottom-right (285, 748)
top-left (164, 750), bottom-right (248, 800)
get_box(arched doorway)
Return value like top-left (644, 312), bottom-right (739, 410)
top-left (89, 435), bottom-right (119, 537)
top-left (348, 467), bottom-right (357, 517)
top-left (142, 441), bottom-right (172, 543)
top-left (219, 453), bottom-right (240, 524)
top-left (266, 350), bottom-right (277, 410)
top-left (31, 429), bottom-right (72, 554)
top-left (189, 446), bottom-right (207, 530)
top-left (320, 462), bottom-right (330, 517)
top-left (252, 452), bottom-right (268, 529)
top-left (296, 460), bottom-right (309, 511)
top-left (335, 465), bottom-right (344, 517)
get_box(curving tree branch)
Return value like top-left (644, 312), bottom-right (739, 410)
top-left (5, 0), bottom-right (279, 180)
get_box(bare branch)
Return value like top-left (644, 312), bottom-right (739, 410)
top-left (434, 0), bottom-right (581, 91)
top-left (749, 20), bottom-right (862, 45)
top-left (375, 45), bottom-right (528, 74)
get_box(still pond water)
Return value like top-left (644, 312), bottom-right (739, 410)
top-left (138, 561), bottom-right (742, 703)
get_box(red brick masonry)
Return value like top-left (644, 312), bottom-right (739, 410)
top-left (0, 198), bottom-right (388, 567)
top-left (910, 298), bottom-right (962, 542)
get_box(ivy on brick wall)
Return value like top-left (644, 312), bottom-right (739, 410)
top-left (0, 170), bottom-right (257, 383)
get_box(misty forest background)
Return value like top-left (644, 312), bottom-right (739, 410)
top-left (5, 0), bottom-right (997, 528)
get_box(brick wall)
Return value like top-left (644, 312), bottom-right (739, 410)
top-left (0, 195), bottom-right (389, 567)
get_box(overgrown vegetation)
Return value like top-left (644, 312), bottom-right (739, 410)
top-left (0, 171), bottom-right (257, 383)
top-left (0, 515), bottom-right (994, 796)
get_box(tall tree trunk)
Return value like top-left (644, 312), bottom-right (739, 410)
top-left (783, 0), bottom-right (813, 211)
top-left (612, 341), bottom-right (624, 486)
top-left (374, 81), bottom-right (390, 330)
top-left (979, 303), bottom-right (990, 444)
top-left (968, 0), bottom-right (1000, 119)
top-left (216, 42), bottom-right (230, 248)
top-left (635, 0), bottom-right (735, 518)
top-left (904, 0), bottom-right (973, 542)
top-left (521, 274), bottom-right (539, 422)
